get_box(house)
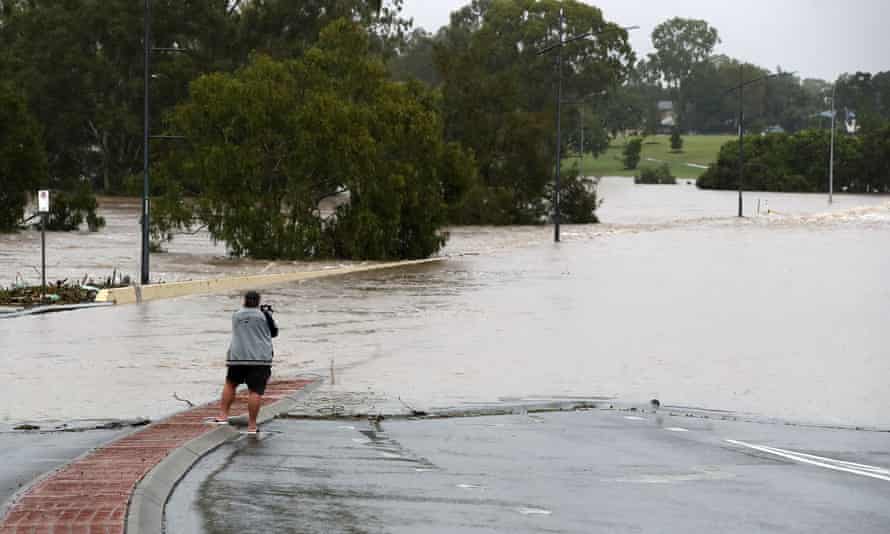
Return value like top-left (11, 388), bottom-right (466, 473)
top-left (657, 100), bottom-right (675, 132)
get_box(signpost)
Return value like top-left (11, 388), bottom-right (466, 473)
top-left (38, 190), bottom-right (50, 301)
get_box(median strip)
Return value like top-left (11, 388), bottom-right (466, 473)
top-left (95, 258), bottom-right (445, 305)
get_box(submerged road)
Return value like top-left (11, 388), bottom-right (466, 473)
top-left (167, 409), bottom-right (890, 533)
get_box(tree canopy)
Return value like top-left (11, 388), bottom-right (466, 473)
top-left (152, 20), bottom-right (474, 260)
top-left (0, 82), bottom-right (48, 231)
top-left (649, 17), bottom-right (720, 89)
top-left (435, 0), bottom-right (634, 224)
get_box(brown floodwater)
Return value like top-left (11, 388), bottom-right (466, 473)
top-left (1, 179), bottom-right (888, 428)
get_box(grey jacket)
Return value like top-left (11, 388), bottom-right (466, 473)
top-left (227, 308), bottom-right (278, 366)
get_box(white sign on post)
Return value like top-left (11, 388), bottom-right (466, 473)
top-left (38, 190), bottom-right (50, 213)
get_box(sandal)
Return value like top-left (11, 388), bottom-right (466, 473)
top-left (205, 417), bottom-right (230, 425)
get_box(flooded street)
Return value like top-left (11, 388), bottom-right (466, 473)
top-left (1, 178), bottom-right (888, 428)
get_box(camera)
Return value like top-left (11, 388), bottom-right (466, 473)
top-left (260, 304), bottom-right (274, 314)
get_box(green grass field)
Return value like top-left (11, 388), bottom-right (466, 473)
top-left (565, 134), bottom-right (735, 179)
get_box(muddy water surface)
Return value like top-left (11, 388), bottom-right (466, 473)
top-left (1, 179), bottom-right (888, 428)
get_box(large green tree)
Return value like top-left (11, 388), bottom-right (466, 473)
top-left (435, 0), bottom-right (634, 224)
top-left (0, 0), bottom-right (237, 194)
top-left (153, 20), bottom-right (473, 260)
top-left (0, 0), bottom-right (398, 197)
top-left (649, 17), bottom-right (720, 89)
top-left (0, 82), bottom-right (48, 232)
top-left (389, 28), bottom-right (443, 86)
top-left (235, 0), bottom-right (408, 62)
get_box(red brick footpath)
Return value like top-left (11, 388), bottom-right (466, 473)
top-left (0, 379), bottom-right (313, 534)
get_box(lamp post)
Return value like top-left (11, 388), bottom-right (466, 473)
top-left (829, 83), bottom-right (836, 204)
top-left (725, 68), bottom-right (794, 217)
top-left (537, 14), bottom-right (636, 242)
top-left (142, 1), bottom-right (189, 286)
top-left (142, 0), bottom-right (151, 285)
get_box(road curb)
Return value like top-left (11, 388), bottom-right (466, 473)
top-left (126, 379), bottom-right (323, 534)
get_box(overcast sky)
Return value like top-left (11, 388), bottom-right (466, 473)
top-left (400, 0), bottom-right (890, 81)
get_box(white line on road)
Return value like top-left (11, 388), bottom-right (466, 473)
top-left (726, 439), bottom-right (890, 482)
top-left (757, 447), bottom-right (890, 475)
top-left (665, 427), bottom-right (689, 432)
top-left (624, 416), bottom-right (645, 421)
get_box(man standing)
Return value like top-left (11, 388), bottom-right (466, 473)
top-left (215, 290), bottom-right (278, 435)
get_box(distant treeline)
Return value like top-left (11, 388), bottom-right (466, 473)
top-left (1, 0), bottom-right (628, 258)
top-left (2, 1), bottom-right (889, 257)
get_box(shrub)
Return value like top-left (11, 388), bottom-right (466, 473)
top-left (670, 128), bottom-right (684, 151)
top-left (622, 138), bottom-right (643, 170)
top-left (635, 163), bottom-right (676, 185)
top-left (560, 173), bottom-right (600, 224)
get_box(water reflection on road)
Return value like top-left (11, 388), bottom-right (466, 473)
top-left (1, 179), bottom-right (888, 428)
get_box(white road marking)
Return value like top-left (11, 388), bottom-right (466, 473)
top-left (457, 483), bottom-right (483, 489)
top-left (726, 439), bottom-right (890, 482)
top-left (517, 507), bottom-right (552, 516)
top-left (756, 447), bottom-right (890, 475)
top-left (624, 416), bottom-right (645, 421)
top-left (665, 427), bottom-right (689, 432)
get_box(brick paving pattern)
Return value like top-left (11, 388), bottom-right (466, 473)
top-left (0, 379), bottom-right (312, 534)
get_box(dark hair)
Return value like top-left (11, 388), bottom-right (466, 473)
top-left (244, 291), bottom-right (261, 308)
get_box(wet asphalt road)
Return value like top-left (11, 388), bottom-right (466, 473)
top-left (167, 410), bottom-right (890, 533)
top-left (0, 428), bottom-right (127, 509)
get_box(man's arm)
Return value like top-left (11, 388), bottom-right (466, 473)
top-left (264, 311), bottom-right (279, 338)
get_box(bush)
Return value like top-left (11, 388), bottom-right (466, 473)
top-left (560, 173), bottom-right (600, 224)
top-left (635, 164), bottom-right (676, 185)
top-left (670, 128), bottom-right (684, 151)
top-left (622, 138), bottom-right (643, 170)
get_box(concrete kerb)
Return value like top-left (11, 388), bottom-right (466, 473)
top-left (126, 379), bottom-right (324, 534)
top-left (97, 258), bottom-right (446, 305)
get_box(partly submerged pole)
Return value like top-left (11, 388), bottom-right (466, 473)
top-left (738, 66), bottom-right (745, 218)
top-left (829, 84), bottom-right (836, 205)
top-left (554, 8), bottom-right (564, 243)
top-left (41, 214), bottom-right (46, 301)
top-left (142, 0), bottom-right (152, 285)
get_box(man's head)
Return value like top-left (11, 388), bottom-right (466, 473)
top-left (244, 291), bottom-right (261, 308)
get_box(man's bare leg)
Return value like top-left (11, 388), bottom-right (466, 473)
top-left (218, 380), bottom-right (237, 421)
top-left (247, 391), bottom-right (262, 432)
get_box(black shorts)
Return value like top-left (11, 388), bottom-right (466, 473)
top-left (226, 365), bottom-right (272, 395)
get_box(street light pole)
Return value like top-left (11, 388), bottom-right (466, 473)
top-left (726, 69), bottom-right (795, 218)
top-left (538, 20), bottom-right (637, 242)
top-left (738, 66), bottom-right (744, 218)
top-left (829, 84), bottom-right (836, 204)
top-left (553, 9), bottom-right (564, 243)
top-left (142, 0), bottom-right (151, 285)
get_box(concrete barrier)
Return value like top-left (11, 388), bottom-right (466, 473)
top-left (95, 258), bottom-right (444, 305)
